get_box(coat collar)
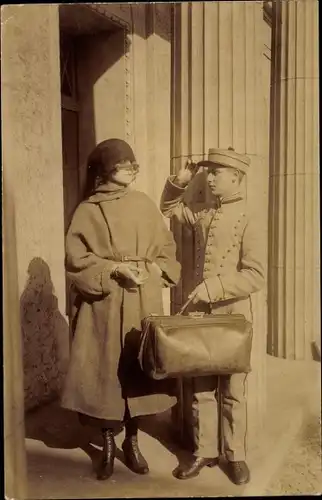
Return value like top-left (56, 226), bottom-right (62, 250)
top-left (218, 191), bottom-right (244, 207)
top-left (85, 183), bottom-right (130, 203)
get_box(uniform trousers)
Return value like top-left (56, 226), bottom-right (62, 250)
top-left (190, 373), bottom-right (248, 462)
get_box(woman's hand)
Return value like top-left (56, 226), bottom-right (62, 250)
top-left (112, 263), bottom-right (148, 286)
top-left (174, 159), bottom-right (200, 187)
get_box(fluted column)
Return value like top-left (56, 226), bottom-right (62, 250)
top-left (171, 1), bottom-right (269, 451)
top-left (268, 0), bottom-right (320, 359)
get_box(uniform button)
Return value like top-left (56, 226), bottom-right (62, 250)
top-left (233, 244), bottom-right (237, 247)
top-left (220, 265), bottom-right (223, 268)
top-left (227, 249), bottom-right (231, 253)
top-left (222, 256), bottom-right (226, 259)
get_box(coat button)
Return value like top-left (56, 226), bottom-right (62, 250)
top-left (220, 264), bottom-right (223, 268)
top-left (227, 249), bottom-right (231, 253)
top-left (222, 256), bottom-right (226, 259)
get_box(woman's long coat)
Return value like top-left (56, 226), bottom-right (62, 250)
top-left (61, 187), bottom-right (181, 422)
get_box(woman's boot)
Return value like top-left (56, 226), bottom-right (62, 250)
top-left (96, 428), bottom-right (116, 480)
top-left (122, 417), bottom-right (149, 474)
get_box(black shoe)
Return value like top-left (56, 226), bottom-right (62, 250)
top-left (173, 456), bottom-right (219, 480)
top-left (122, 436), bottom-right (149, 474)
top-left (96, 429), bottom-right (116, 481)
top-left (226, 461), bottom-right (250, 485)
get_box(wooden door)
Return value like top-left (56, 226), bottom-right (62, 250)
top-left (60, 33), bottom-right (80, 329)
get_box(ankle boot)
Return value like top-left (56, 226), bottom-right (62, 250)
top-left (122, 418), bottom-right (149, 474)
top-left (96, 428), bottom-right (115, 480)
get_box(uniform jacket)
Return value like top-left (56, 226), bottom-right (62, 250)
top-left (160, 176), bottom-right (265, 321)
top-left (61, 186), bottom-right (181, 422)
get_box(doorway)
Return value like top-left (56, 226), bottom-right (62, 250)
top-left (58, 4), bottom-right (126, 318)
top-left (60, 32), bottom-right (80, 234)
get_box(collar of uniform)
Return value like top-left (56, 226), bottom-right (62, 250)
top-left (218, 192), bottom-right (244, 206)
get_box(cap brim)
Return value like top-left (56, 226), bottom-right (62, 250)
top-left (197, 160), bottom-right (220, 167)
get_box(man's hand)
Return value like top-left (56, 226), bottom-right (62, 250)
top-left (188, 282), bottom-right (211, 304)
top-left (174, 159), bottom-right (200, 187)
top-left (112, 263), bottom-right (148, 286)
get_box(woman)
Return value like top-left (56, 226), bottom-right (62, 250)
top-left (61, 138), bottom-right (181, 480)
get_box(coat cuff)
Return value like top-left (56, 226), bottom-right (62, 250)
top-left (156, 258), bottom-right (181, 287)
top-left (167, 175), bottom-right (188, 192)
top-left (101, 264), bottom-right (118, 294)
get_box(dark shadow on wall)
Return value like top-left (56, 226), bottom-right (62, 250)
top-left (20, 257), bottom-right (70, 412)
top-left (75, 28), bottom-right (129, 200)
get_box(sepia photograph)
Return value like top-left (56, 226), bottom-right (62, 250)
top-left (2, 1), bottom-right (321, 498)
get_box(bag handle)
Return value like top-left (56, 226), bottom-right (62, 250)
top-left (177, 282), bottom-right (213, 316)
top-left (177, 296), bottom-right (194, 316)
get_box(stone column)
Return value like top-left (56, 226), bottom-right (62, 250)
top-left (3, 165), bottom-right (28, 498)
top-left (268, 0), bottom-right (320, 359)
top-left (171, 1), bottom-right (269, 451)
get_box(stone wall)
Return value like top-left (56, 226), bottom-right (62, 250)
top-left (2, 5), bottom-right (69, 411)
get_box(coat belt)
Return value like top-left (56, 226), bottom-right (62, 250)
top-left (106, 255), bottom-right (153, 263)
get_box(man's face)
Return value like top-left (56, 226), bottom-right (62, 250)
top-left (108, 159), bottom-right (139, 186)
top-left (206, 165), bottom-right (239, 197)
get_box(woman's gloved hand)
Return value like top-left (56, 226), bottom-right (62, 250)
top-left (111, 263), bottom-right (148, 287)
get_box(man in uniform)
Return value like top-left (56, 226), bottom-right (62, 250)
top-left (160, 147), bottom-right (265, 485)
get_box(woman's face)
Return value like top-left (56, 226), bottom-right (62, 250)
top-left (108, 159), bottom-right (139, 186)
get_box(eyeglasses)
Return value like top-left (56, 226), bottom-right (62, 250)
top-left (114, 160), bottom-right (140, 174)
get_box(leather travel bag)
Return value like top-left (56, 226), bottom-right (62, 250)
top-left (139, 300), bottom-right (253, 380)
